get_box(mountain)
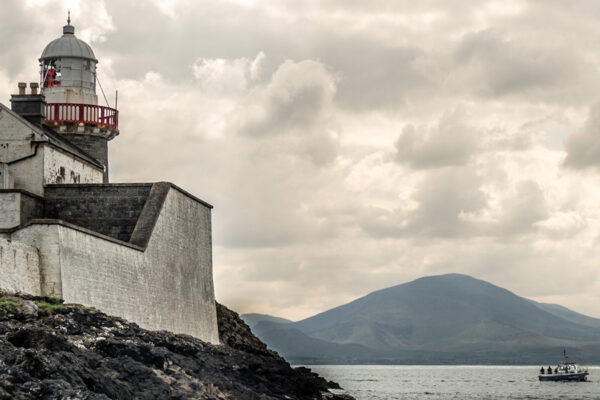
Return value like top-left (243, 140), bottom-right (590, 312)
top-left (532, 302), bottom-right (600, 329)
top-left (254, 322), bottom-right (382, 363)
top-left (241, 313), bottom-right (293, 328)
top-left (247, 274), bottom-right (600, 364)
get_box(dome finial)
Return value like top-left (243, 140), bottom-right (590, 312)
top-left (63, 11), bottom-right (75, 35)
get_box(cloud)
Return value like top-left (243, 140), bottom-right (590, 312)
top-left (564, 103), bottom-right (600, 169)
top-left (5, 0), bottom-right (600, 320)
top-left (395, 109), bottom-right (479, 169)
top-left (535, 211), bottom-right (587, 239)
top-left (192, 52), bottom-right (265, 96)
top-left (447, 28), bottom-right (590, 103)
top-left (496, 180), bottom-right (548, 235)
top-left (235, 59), bottom-right (337, 137)
top-left (359, 168), bottom-right (487, 238)
top-left (359, 173), bottom-right (553, 240)
top-left (319, 35), bottom-right (432, 110)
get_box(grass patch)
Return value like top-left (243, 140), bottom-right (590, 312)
top-left (35, 300), bottom-right (65, 315)
top-left (0, 301), bottom-right (21, 315)
top-left (46, 297), bottom-right (62, 305)
top-left (0, 301), bottom-right (21, 308)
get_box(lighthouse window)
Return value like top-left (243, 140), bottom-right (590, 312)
top-left (43, 60), bottom-right (62, 87)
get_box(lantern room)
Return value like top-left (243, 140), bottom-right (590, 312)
top-left (40, 20), bottom-right (98, 106)
top-left (39, 15), bottom-right (119, 136)
top-left (34, 15), bottom-right (119, 183)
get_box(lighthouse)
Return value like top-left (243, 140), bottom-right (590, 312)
top-left (0, 16), bottom-right (220, 343)
top-left (39, 14), bottom-right (118, 182)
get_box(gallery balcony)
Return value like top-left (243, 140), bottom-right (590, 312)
top-left (45, 103), bottom-right (119, 131)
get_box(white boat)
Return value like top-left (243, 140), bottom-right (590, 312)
top-left (538, 350), bottom-right (589, 382)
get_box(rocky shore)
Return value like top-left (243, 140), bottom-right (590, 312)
top-left (0, 294), bottom-right (354, 399)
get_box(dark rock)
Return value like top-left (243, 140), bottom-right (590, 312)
top-left (19, 301), bottom-right (38, 321)
top-left (0, 294), bottom-right (354, 399)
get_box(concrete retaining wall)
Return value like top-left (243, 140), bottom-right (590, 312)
top-left (0, 237), bottom-right (41, 295)
top-left (12, 186), bottom-right (219, 344)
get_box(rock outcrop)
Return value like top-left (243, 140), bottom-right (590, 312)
top-left (0, 294), bottom-right (353, 399)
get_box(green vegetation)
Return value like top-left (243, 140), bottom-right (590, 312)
top-left (0, 301), bottom-right (21, 308)
top-left (35, 300), bottom-right (65, 315)
top-left (0, 300), bottom-right (21, 315)
top-left (46, 297), bottom-right (62, 305)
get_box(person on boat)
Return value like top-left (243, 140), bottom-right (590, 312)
top-left (540, 367), bottom-right (545, 374)
top-left (547, 366), bottom-right (553, 374)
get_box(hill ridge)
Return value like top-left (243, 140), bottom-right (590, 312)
top-left (246, 273), bottom-right (600, 364)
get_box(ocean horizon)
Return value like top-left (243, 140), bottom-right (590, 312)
top-left (299, 365), bottom-right (600, 399)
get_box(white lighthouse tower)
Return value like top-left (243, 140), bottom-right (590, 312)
top-left (40, 14), bottom-right (118, 182)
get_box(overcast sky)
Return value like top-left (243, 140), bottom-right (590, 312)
top-left (2, 0), bottom-right (600, 320)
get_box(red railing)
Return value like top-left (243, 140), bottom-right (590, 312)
top-left (45, 103), bottom-right (119, 131)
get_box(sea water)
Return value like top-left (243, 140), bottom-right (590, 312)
top-left (303, 365), bottom-right (600, 399)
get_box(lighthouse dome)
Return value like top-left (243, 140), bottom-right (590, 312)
top-left (40, 23), bottom-right (97, 62)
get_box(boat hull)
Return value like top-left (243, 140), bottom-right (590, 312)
top-left (539, 372), bottom-right (589, 382)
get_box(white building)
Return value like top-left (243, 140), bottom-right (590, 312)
top-left (0, 18), bottom-right (219, 344)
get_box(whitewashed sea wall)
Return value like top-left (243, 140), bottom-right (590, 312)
top-left (12, 187), bottom-right (219, 344)
top-left (0, 237), bottom-right (41, 295)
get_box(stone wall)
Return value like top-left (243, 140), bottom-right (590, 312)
top-left (0, 237), bottom-right (41, 295)
top-left (12, 185), bottom-right (219, 344)
top-left (44, 184), bottom-right (152, 243)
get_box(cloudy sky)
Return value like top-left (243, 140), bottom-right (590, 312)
top-left (2, 0), bottom-right (600, 320)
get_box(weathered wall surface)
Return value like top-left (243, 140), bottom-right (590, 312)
top-left (0, 237), bottom-right (41, 295)
top-left (44, 184), bottom-right (152, 242)
top-left (0, 107), bottom-right (45, 195)
top-left (0, 105), bottom-right (103, 195)
top-left (139, 187), bottom-right (217, 342)
top-left (60, 135), bottom-right (108, 182)
top-left (9, 156), bottom-right (44, 196)
top-left (19, 192), bottom-right (44, 224)
top-left (0, 192), bottom-right (20, 229)
top-left (0, 191), bottom-right (44, 229)
top-left (12, 186), bottom-right (219, 344)
top-left (0, 107), bottom-right (39, 165)
top-left (43, 146), bottom-right (103, 186)
top-left (10, 224), bottom-right (63, 298)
